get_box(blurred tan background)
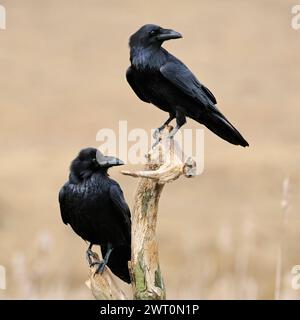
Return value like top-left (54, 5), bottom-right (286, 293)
top-left (0, 0), bottom-right (299, 299)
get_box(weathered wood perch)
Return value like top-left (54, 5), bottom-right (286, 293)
top-left (85, 251), bottom-right (127, 300)
top-left (86, 126), bottom-right (197, 299)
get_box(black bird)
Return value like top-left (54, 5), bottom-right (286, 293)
top-left (59, 148), bottom-right (131, 283)
top-left (126, 24), bottom-right (249, 147)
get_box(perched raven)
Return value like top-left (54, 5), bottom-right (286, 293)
top-left (59, 148), bottom-right (131, 283)
top-left (127, 24), bottom-right (249, 147)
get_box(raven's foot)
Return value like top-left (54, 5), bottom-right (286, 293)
top-left (167, 130), bottom-right (176, 140)
top-left (86, 248), bottom-right (97, 266)
top-left (152, 138), bottom-right (161, 149)
top-left (152, 127), bottom-right (165, 149)
top-left (90, 260), bottom-right (107, 274)
top-left (167, 125), bottom-right (180, 140)
top-left (153, 127), bottom-right (164, 140)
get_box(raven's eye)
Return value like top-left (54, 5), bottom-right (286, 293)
top-left (92, 158), bottom-right (97, 163)
top-left (149, 30), bottom-right (158, 36)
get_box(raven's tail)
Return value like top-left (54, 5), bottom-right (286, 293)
top-left (195, 111), bottom-right (249, 147)
top-left (101, 244), bottom-right (131, 283)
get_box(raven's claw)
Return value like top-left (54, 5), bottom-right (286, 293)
top-left (90, 260), bottom-right (106, 274)
top-left (153, 128), bottom-right (163, 140)
top-left (86, 248), bottom-right (97, 266)
top-left (152, 138), bottom-right (161, 149)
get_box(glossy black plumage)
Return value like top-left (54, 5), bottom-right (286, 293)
top-left (127, 24), bottom-right (249, 147)
top-left (59, 148), bottom-right (131, 283)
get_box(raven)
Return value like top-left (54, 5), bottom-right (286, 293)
top-left (59, 148), bottom-right (131, 283)
top-left (126, 24), bottom-right (249, 147)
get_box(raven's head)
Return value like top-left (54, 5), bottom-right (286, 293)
top-left (129, 24), bottom-right (182, 49)
top-left (70, 148), bottom-right (124, 181)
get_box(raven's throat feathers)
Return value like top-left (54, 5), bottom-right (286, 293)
top-left (130, 47), bottom-right (167, 70)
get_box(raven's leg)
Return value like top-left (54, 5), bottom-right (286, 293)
top-left (86, 243), bottom-right (96, 266)
top-left (153, 113), bottom-right (175, 139)
top-left (152, 113), bottom-right (175, 148)
top-left (91, 243), bottom-right (114, 274)
top-left (168, 109), bottom-right (186, 138)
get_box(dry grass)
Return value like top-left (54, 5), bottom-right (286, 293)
top-left (0, 0), bottom-right (300, 299)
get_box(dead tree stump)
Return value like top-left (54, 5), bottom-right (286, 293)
top-left (86, 126), bottom-right (197, 299)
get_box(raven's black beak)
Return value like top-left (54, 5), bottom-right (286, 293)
top-left (98, 156), bottom-right (124, 167)
top-left (157, 28), bottom-right (182, 41)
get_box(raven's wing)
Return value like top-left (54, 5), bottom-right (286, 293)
top-left (109, 183), bottom-right (131, 241)
top-left (160, 60), bottom-right (217, 106)
top-left (58, 186), bottom-right (69, 225)
top-left (126, 66), bottom-right (150, 103)
top-left (201, 85), bottom-right (217, 105)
